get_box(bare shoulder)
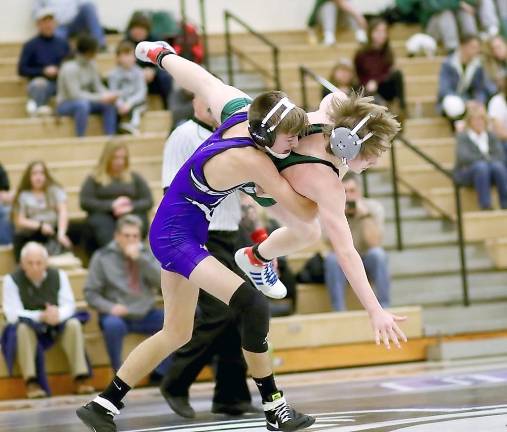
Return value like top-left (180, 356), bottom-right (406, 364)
top-left (283, 163), bottom-right (345, 202)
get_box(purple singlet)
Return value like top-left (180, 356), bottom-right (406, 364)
top-left (150, 111), bottom-right (252, 278)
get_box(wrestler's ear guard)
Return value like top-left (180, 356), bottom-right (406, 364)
top-left (248, 97), bottom-right (295, 149)
top-left (330, 114), bottom-right (374, 160)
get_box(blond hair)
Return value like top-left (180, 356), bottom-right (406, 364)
top-left (93, 139), bottom-right (132, 185)
top-left (248, 91), bottom-right (308, 139)
top-left (323, 92), bottom-right (400, 159)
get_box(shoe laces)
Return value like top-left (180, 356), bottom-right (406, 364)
top-left (262, 262), bottom-right (279, 286)
top-left (274, 401), bottom-right (292, 424)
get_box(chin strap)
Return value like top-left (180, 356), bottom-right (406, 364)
top-left (264, 145), bottom-right (291, 159)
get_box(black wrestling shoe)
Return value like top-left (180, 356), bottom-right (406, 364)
top-left (263, 392), bottom-right (315, 431)
top-left (160, 388), bottom-right (196, 418)
top-left (76, 400), bottom-right (123, 432)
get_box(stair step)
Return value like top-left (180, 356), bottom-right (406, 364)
top-left (427, 337), bottom-right (507, 361)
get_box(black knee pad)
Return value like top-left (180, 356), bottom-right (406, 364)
top-left (229, 282), bottom-right (270, 353)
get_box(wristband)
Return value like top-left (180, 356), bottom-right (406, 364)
top-left (156, 50), bottom-right (174, 69)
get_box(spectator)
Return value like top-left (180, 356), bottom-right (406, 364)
top-left (18, 8), bottom-right (70, 117)
top-left (323, 173), bottom-right (390, 311)
top-left (33, 0), bottom-right (105, 49)
top-left (323, 58), bottom-right (358, 98)
top-left (454, 102), bottom-right (507, 209)
top-left (56, 34), bottom-right (117, 137)
top-left (477, 0), bottom-right (507, 39)
top-left (307, 0), bottom-right (367, 45)
top-left (108, 41), bottom-right (147, 135)
top-left (84, 215), bottom-right (170, 377)
top-left (397, 0), bottom-right (477, 53)
top-left (354, 18), bottom-right (406, 117)
top-left (160, 95), bottom-right (257, 418)
top-left (11, 161), bottom-right (72, 261)
top-left (488, 75), bottom-right (507, 152)
top-left (125, 14), bottom-right (172, 109)
top-left (437, 34), bottom-right (488, 124)
top-left (79, 140), bottom-right (153, 255)
top-left (483, 35), bottom-right (507, 94)
top-left (0, 163), bottom-right (14, 245)
top-left (1, 242), bottom-right (93, 398)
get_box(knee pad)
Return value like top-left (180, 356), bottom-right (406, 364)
top-left (229, 282), bottom-right (270, 353)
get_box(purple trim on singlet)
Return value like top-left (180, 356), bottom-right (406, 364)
top-left (150, 111), bottom-right (253, 278)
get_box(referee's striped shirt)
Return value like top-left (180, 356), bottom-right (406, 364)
top-left (162, 118), bottom-right (242, 231)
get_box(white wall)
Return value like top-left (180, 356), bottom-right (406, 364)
top-left (0, 0), bottom-right (393, 42)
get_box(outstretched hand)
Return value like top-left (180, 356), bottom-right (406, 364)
top-left (369, 309), bottom-right (407, 350)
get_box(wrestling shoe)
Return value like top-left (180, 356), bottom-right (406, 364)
top-left (135, 41), bottom-right (175, 67)
top-left (235, 247), bottom-right (287, 299)
top-left (263, 392), bottom-right (315, 431)
top-left (76, 399), bottom-right (123, 432)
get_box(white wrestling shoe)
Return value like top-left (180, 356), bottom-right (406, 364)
top-left (235, 247), bottom-right (287, 299)
top-left (135, 41), bottom-right (175, 65)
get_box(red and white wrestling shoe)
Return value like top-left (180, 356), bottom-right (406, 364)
top-left (235, 247), bottom-right (287, 299)
top-left (135, 41), bottom-right (176, 66)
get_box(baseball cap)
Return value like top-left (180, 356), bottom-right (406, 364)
top-left (35, 7), bottom-right (55, 21)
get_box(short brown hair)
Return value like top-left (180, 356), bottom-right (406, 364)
top-left (323, 92), bottom-right (400, 159)
top-left (116, 40), bottom-right (135, 56)
top-left (248, 91), bottom-right (308, 138)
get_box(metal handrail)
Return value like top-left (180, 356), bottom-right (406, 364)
top-left (224, 10), bottom-right (281, 89)
top-left (395, 135), bottom-right (469, 306)
top-left (299, 65), bottom-right (370, 197)
top-left (299, 66), bottom-right (470, 306)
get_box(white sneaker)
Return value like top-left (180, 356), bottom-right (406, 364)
top-left (323, 31), bottom-right (336, 46)
top-left (26, 99), bottom-right (37, 117)
top-left (234, 247), bottom-right (287, 299)
top-left (36, 105), bottom-right (52, 117)
top-left (355, 29), bottom-right (367, 44)
top-left (135, 41), bottom-right (175, 65)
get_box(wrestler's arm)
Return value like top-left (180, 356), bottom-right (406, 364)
top-left (241, 151), bottom-right (317, 223)
top-left (289, 164), bottom-right (407, 349)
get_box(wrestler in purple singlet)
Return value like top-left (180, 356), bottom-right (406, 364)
top-left (150, 111), bottom-right (252, 278)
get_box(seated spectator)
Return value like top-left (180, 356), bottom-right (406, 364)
top-left (323, 58), bottom-right (358, 98)
top-left (483, 35), bottom-right (507, 95)
top-left (108, 41), bottom-right (147, 135)
top-left (488, 75), bottom-right (507, 153)
top-left (33, 0), bottom-right (105, 49)
top-left (454, 102), bottom-right (507, 209)
top-left (437, 35), bottom-right (487, 125)
top-left (413, 0), bottom-right (478, 53)
top-left (79, 140), bottom-right (153, 255)
top-left (323, 173), bottom-right (390, 311)
top-left (354, 19), bottom-right (406, 118)
top-left (307, 0), bottom-right (367, 45)
top-left (56, 34), bottom-right (117, 137)
top-left (0, 163), bottom-right (14, 245)
top-left (477, 0), bottom-right (506, 39)
top-left (1, 242), bottom-right (93, 398)
top-left (125, 14), bottom-right (172, 109)
top-left (84, 215), bottom-right (170, 377)
top-left (11, 161), bottom-right (73, 261)
top-left (18, 8), bottom-right (70, 117)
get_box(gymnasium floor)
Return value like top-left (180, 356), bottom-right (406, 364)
top-left (1, 356), bottom-right (506, 431)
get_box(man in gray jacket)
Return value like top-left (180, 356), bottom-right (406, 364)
top-left (84, 214), bottom-right (170, 375)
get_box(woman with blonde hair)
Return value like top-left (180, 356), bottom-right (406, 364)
top-left (454, 102), bottom-right (507, 210)
top-left (12, 160), bottom-right (71, 260)
top-left (79, 139), bottom-right (153, 255)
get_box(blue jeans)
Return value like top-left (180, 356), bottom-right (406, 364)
top-left (324, 248), bottom-right (391, 311)
top-left (0, 204), bottom-right (13, 245)
top-left (99, 309), bottom-right (171, 375)
top-left (455, 160), bottom-right (507, 209)
top-left (27, 78), bottom-right (56, 107)
top-left (55, 2), bottom-right (105, 47)
top-left (57, 99), bottom-right (116, 137)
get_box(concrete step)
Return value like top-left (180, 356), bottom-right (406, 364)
top-left (428, 337), bottom-right (507, 361)
top-left (388, 243), bottom-right (492, 277)
top-left (392, 271), bottom-right (507, 306)
top-left (423, 302), bottom-right (507, 335)
top-left (384, 218), bottom-right (457, 249)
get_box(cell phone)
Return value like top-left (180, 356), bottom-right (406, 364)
top-left (346, 201), bottom-right (356, 211)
